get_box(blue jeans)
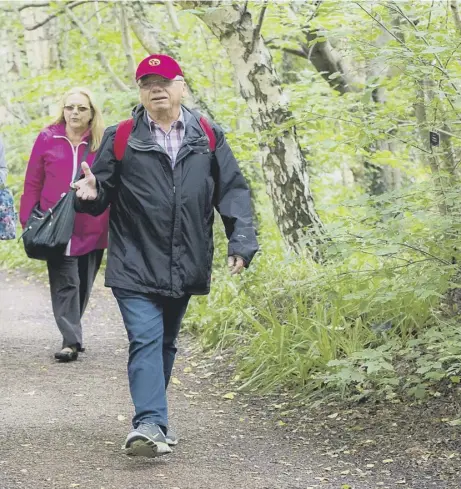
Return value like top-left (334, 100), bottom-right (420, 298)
top-left (112, 287), bottom-right (190, 430)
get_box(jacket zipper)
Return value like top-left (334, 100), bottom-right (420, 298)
top-left (53, 136), bottom-right (88, 184)
top-left (168, 143), bottom-right (207, 292)
top-left (140, 138), bottom-right (201, 293)
top-left (170, 157), bottom-right (176, 293)
top-left (52, 136), bottom-right (88, 255)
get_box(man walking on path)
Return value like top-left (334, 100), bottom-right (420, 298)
top-left (74, 54), bottom-right (258, 458)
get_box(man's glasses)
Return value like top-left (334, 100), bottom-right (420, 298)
top-left (64, 105), bottom-right (91, 113)
top-left (139, 76), bottom-right (184, 90)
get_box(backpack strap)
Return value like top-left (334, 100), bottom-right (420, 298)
top-left (114, 119), bottom-right (134, 161)
top-left (199, 116), bottom-right (216, 152)
top-left (114, 115), bottom-right (215, 160)
top-left (198, 116), bottom-right (219, 200)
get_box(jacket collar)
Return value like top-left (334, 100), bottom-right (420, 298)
top-left (47, 123), bottom-right (91, 141)
top-left (132, 104), bottom-right (204, 144)
top-left (145, 108), bottom-right (185, 133)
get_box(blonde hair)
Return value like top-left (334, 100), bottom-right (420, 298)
top-left (52, 87), bottom-right (104, 153)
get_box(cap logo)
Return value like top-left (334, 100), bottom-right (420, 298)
top-left (149, 58), bottom-right (161, 66)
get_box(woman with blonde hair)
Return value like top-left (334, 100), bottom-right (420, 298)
top-left (20, 87), bottom-right (109, 362)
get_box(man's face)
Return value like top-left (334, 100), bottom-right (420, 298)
top-left (138, 75), bottom-right (186, 117)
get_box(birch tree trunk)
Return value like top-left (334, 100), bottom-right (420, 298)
top-left (187, 2), bottom-right (325, 253)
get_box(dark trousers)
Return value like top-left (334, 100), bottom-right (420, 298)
top-left (47, 249), bottom-right (104, 350)
top-left (112, 287), bottom-right (191, 430)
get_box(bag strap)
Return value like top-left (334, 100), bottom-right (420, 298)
top-left (199, 116), bottom-right (216, 152)
top-left (73, 139), bottom-right (92, 183)
top-left (114, 119), bottom-right (134, 161)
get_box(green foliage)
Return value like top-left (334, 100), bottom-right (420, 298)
top-left (2, 0), bottom-right (461, 405)
top-left (185, 182), bottom-right (461, 401)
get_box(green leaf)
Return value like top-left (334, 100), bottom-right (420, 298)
top-left (421, 46), bottom-right (448, 54)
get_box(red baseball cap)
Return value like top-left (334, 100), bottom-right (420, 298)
top-left (135, 54), bottom-right (184, 81)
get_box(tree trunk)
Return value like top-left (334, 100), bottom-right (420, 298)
top-left (187, 2), bottom-right (325, 253)
top-left (119, 3), bottom-right (137, 88)
top-left (301, 29), bottom-right (361, 95)
top-left (128, 1), bottom-right (163, 54)
top-left (451, 0), bottom-right (461, 34)
top-left (363, 14), bottom-right (403, 195)
top-left (414, 83), bottom-right (451, 214)
top-left (165, 0), bottom-right (181, 31)
top-left (440, 124), bottom-right (458, 178)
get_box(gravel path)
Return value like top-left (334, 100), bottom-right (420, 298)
top-left (0, 269), bottom-right (459, 489)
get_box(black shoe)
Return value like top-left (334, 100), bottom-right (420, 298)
top-left (54, 347), bottom-right (78, 362)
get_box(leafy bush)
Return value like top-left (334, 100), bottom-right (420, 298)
top-left (185, 182), bottom-right (461, 402)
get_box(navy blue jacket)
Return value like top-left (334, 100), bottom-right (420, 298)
top-left (77, 105), bottom-right (258, 298)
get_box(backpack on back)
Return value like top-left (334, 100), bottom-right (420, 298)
top-left (113, 115), bottom-right (216, 161)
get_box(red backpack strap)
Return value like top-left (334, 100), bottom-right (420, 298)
top-left (114, 119), bottom-right (134, 161)
top-left (199, 116), bottom-right (216, 152)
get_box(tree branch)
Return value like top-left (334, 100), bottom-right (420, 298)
top-left (301, 33), bottom-right (361, 94)
top-left (300, 0), bottom-right (323, 28)
top-left (0, 95), bottom-right (31, 125)
top-left (427, 0), bottom-right (435, 29)
top-left (279, 46), bottom-right (309, 58)
top-left (3, 1), bottom-right (51, 12)
top-left (164, 0), bottom-right (181, 31)
top-left (388, 1), bottom-right (461, 120)
top-left (127, 1), bottom-right (163, 52)
top-left (355, 2), bottom-right (407, 47)
top-left (444, 39), bottom-right (461, 68)
top-left (22, 1), bottom-right (89, 30)
top-left (333, 258), bottom-right (437, 279)
top-left (65, 6), bottom-right (131, 92)
top-left (14, 0), bottom-right (163, 29)
top-left (253, 1), bottom-right (267, 48)
top-left (294, 2), bottom-right (361, 95)
top-left (451, 0), bottom-right (461, 34)
top-left (119, 2), bottom-right (138, 88)
top-left (359, 2), bottom-right (461, 104)
top-left (347, 233), bottom-right (452, 266)
top-left (2, 0), bottom-right (163, 11)
top-left (94, 0), bottom-right (103, 24)
top-left (390, 3), bottom-right (451, 71)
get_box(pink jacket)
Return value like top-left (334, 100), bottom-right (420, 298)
top-left (20, 124), bottom-right (109, 256)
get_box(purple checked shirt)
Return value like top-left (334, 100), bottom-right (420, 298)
top-left (147, 109), bottom-right (185, 168)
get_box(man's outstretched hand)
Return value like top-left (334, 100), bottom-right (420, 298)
top-left (73, 162), bottom-right (97, 200)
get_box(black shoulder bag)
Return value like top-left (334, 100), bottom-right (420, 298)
top-left (21, 140), bottom-right (92, 260)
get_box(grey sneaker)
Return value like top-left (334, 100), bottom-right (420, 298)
top-left (165, 427), bottom-right (178, 446)
top-left (123, 423), bottom-right (172, 458)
